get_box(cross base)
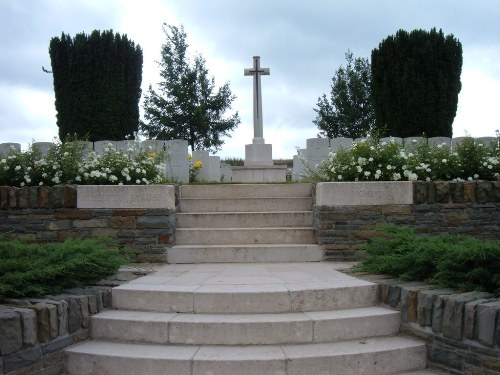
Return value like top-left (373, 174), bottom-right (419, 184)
top-left (244, 143), bottom-right (273, 167)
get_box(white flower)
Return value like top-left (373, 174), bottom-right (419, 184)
top-left (109, 175), bottom-right (118, 182)
top-left (357, 166), bottom-right (363, 173)
top-left (20, 182), bottom-right (25, 187)
top-left (52, 176), bottom-right (60, 184)
top-left (468, 177), bottom-right (473, 181)
top-left (386, 165), bottom-right (392, 170)
top-left (39, 182), bottom-right (43, 186)
top-left (474, 174), bottom-right (479, 179)
top-left (136, 179), bottom-right (141, 184)
top-left (368, 157), bottom-right (374, 162)
top-left (75, 176), bottom-right (81, 182)
top-left (392, 173), bottom-right (401, 181)
top-left (24, 175), bottom-right (31, 183)
top-left (337, 175), bottom-right (343, 180)
top-left (426, 177), bottom-right (431, 181)
top-left (442, 159), bottom-right (447, 163)
top-left (15, 165), bottom-right (21, 171)
top-left (364, 171), bottom-right (371, 177)
top-left (63, 152), bottom-right (69, 157)
top-left (0, 158), bottom-right (6, 163)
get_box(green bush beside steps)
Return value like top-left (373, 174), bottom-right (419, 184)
top-left (355, 224), bottom-right (500, 296)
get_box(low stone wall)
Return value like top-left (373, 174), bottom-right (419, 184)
top-left (351, 272), bottom-right (500, 375)
top-left (0, 185), bottom-right (176, 262)
top-left (315, 181), bottom-right (500, 261)
top-left (0, 287), bottom-right (111, 375)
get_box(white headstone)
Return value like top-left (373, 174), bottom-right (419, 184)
top-left (141, 140), bottom-right (165, 153)
top-left (428, 137), bottom-right (451, 147)
top-left (94, 141), bottom-right (116, 155)
top-left (0, 143), bottom-right (21, 155)
top-left (209, 156), bottom-right (221, 182)
top-left (452, 137), bottom-right (467, 149)
top-left (329, 138), bottom-right (353, 152)
top-left (292, 149), bottom-right (307, 181)
top-left (404, 137), bottom-right (426, 146)
top-left (379, 137), bottom-right (403, 145)
top-left (477, 137), bottom-right (497, 147)
top-left (192, 150), bottom-right (210, 181)
top-left (220, 162), bottom-right (232, 182)
top-left (306, 138), bottom-right (329, 171)
top-left (32, 142), bottom-right (54, 156)
top-left (116, 140), bottom-right (136, 154)
top-left (164, 139), bottom-right (189, 183)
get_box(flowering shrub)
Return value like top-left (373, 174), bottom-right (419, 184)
top-left (0, 140), bottom-right (169, 187)
top-left (188, 154), bottom-right (203, 182)
top-left (313, 136), bottom-right (499, 182)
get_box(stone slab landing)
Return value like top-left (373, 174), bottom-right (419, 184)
top-left (66, 184), bottom-right (440, 375)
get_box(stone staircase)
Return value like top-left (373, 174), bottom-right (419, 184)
top-left (66, 183), bottom-right (439, 375)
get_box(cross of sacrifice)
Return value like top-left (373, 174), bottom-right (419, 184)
top-left (244, 56), bottom-right (270, 143)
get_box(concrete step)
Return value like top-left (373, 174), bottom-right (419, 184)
top-left (167, 244), bottom-right (324, 263)
top-left (175, 227), bottom-right (316, 245)
top-left (91, 307), bottom-right (400, 345)
top-left (66, 336), bottom-right (426, 375)
top-left (178, 197), bottom-right (312, 212)
top-left (179, 183), bottom-right (312, 199)
top-left (112, 282), bottom-right (379, 314)
top-left (177, 211), bottom-right (314, 228)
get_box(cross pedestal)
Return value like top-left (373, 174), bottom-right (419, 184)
top-left (231, 56), bottom-right (286, 182)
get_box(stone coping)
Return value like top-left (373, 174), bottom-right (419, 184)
top-left (77, 185), bottom-right (175, 209)
top-left (316, 181), bottom-right (414, 206)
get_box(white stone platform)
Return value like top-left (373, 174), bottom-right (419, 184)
top-left (231, 165), bottom-right (287, 182)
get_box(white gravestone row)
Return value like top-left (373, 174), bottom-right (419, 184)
top-left (0, 140), bottom-right (228, 184)
top-left (292, 136), bottom-right (497, 181)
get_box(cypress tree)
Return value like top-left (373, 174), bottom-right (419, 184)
top-left (49, 30), bottom-right (143, 141)
top-left (371, 28), bottom-right (462, 137)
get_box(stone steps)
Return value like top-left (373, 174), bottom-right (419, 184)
top-left (179, 197), bottom-right (312, 212)
top-left (65, 183), bottom-right (433, 374)
top-left (167, 244), bottom-right (323, 263)
top-left (90, 306), bottom-right (400, 345)
top-left (175, 227), bottom-right (316, 245)
top-left (177, 211), bottom-right (313, 228)
top-left (179, 183), bottom-right (313, 199)
top-left (66, 336), bottom-right (427, 375)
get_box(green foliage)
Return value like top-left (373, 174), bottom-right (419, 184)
top-left (49, 30), bottom-right (143, 141)
top-left (371, 28), bottom-right (462, 137)
top-left (0, 138), bottom-right (169, 187)
top-left (222, 157), bottom-right (244, 166)
top-left (0, 236), bottom-right (131, 302)
top-left (314, 136), bottom-right (499, 182)
top-left (355, 224), bottom-right (500, 295)
top-left (314, 51), bottom-right (375, 139)
top-left (140, 24), bottom-right (240, 153)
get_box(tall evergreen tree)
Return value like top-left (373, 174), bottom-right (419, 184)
top-left (49, 30), bottom-right (143, 141)
top-left (140, 24), bottom-right (240, 153)
top-left (371, 28), bottom-right (462, 138)
top-left (313, 51), bottom-right (375, 139)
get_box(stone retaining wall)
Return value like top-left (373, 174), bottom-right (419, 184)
top-left (352, 272), bottom-right (500, 375)
top-left (0, 287), bottom-right (111, 375)
top-left (315, 181), bottom-right (500, 261)
top-left (0, 185), bottom-right (176, 262)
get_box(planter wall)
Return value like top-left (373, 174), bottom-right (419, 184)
top-left (314, 181), bottom-right (500, 261)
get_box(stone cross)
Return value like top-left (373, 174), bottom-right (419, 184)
top-left (244, 56), bottom-right (270, 143)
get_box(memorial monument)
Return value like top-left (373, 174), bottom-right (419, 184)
top-left (231, 56), bottom-right (287, 182)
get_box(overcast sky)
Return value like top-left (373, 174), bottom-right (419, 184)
top-left (1, 0), bottom-right (499, 159)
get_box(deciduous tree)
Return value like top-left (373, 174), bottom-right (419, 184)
top-left (141, 24), bottom-right (240, 153)
top-left (313, 51), bottom-right (375, 139)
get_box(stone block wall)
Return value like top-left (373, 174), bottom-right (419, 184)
top-left (353, 273), bottom-right (500, 375)
top-left (0, 186), bottom-right (176, 262)
top-left (315, 181), bottom-right (500, 261)
top-left (0, 287), bottom-right (111, 375)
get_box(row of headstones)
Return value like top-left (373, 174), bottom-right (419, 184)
top-left (0, 140), bottom-right (232, 183)
top-left (292, 136), bottom-right (499, 181)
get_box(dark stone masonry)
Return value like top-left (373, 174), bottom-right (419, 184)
top-left (316, 181), bottom-right (500, 261)
top-left (0, 182), bottom-right (499, 374)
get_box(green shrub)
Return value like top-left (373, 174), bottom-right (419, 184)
top-left (355, 224), bottom-right (500, 295)
top-left (0, 236), bottom-right (132, 302)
